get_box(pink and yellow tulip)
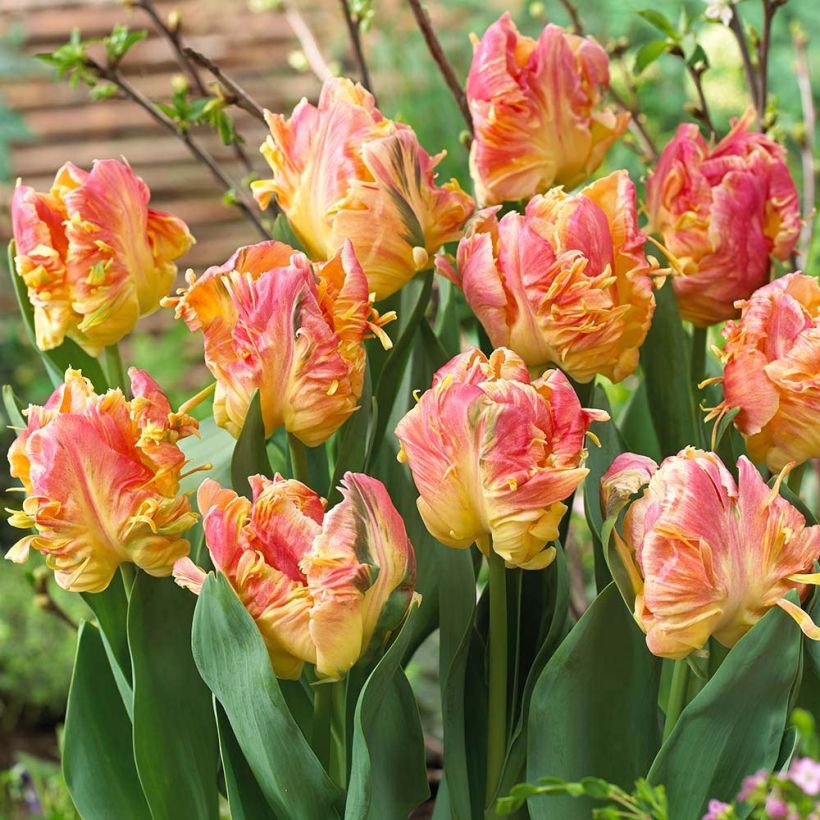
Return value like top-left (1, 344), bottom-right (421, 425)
top-left (164, 239), bottom-right (394, 445)
top-left (646, 111), bottom-right (800, 326)
top-left (466, 13), bottom-right (629, 206)
top-left (601, 448), bottom-right (820, 659)
top-left (706, 273), bottom-right (820, 472)
top-left (395, 348), bottom-right (608, 569)
top-left (11, 159), bottom-right (193, 352)
top-left (173, 472), bottom-right (417, 680)
top-left (437, 170), bottom-right (659, 383)
top-left (6, 369), bottom-right (199, 592)
top-left (251, 77), bottom-right (474, 300)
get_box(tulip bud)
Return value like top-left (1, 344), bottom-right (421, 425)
top-left (706, 273), bottom-right (820, 472)
top-left (437, 170), bottom-right (659, 383)
top-left (646, 110), bottom-right (800, 326)
top-left (395, 348), bottom-right (609, 570)
top-left (164, 239), bottom-right (394, 445)
top-left (173, 472), bottom-right (417, 680)
top-left (6, 369), bottom-right (199, 592)
top-left (466, 13), bottom-right (629, 206)
top-left (11, 159), bottom-right (193, 353)
top-left (601, 448), bottom-right (820, 659)
top-left (251, 78), bottom-right (474, 300)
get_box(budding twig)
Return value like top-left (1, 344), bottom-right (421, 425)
top-left (338, 0), bottom-right (373, 93)
top-left (182, 47), bottom-right (267, 123)
top-left (405, 0), bottom-right (472, 132)
top-left (793, 26), bottom-right (816, 262)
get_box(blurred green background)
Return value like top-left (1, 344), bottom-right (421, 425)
top-left (0, 0), bottom-right (817, 814)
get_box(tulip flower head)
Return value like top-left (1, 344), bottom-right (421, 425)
top-left (251, 78), bottom-right (474, 300)
top-left (12, 159), bottom-right (193, 352)
top-left (164, 239), bottom-right (394, 445)
top-left (6, 369), bottom-right (199, 592)
top-left (704, 273), bottom-right (820, 472)
top-left (466, 13), bottom-right (629, 206)
top-left (601, 448), bottom-right (820, 659)
top-left (437, 170), bottom-right (659, 383)
top-left (646, 111), bottom-right (800, 326)
top-left (173, 472), bottom-right (417, 680)
top-left (395, 348), bottom-right (609, 569)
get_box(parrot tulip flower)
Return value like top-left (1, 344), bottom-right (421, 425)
top-left (646, 110), bottom-right (800, 326)
top-left (395, 348), bottom-right (609, 570)
top-left (164, 239), bottom-right (394, 445)
top-left (437, 170), bottom-right (659, 384)
top-left (251, 77), bottom-right (474, 300)
top-left (173, 472), bottom-right (417, 680)
top-left (6, 368), bottom-right (199, 592)
top-left (466, 13), bottom-right (629, 206)
top-left (11, 159), bottom-right (193, 352)
top-left (705, 273), bottom-right (820, 472)
top-left (601, 448), bottom-right (820, 659)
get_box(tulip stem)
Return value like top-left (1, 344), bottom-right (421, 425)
top-left (103, 344), bottom-right (127, 394)
top-left (485, 549), bottom-right (508, 805)
top-left (288, 435), bottom-right (311, 486)
top-left (663, 659), bottom-right (690, 742)
top-left (312, 682), bottom-right (334, 772)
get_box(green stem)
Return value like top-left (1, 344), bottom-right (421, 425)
top-left (330, 678), bottom-right (348, 788)
top-left (103, 344), bottom-right (127, 393)
top-left (119, 563), bottom-right (135, 595)
top-left (486, 548), bottom-right (508, 805)
top-left (663, 659), bottom-right (690, 742)
top-left (690, 326), bottom-right (707, 396)
top-left (312, 683), bottom-right (333, 772)
top-left (288, 434), bottom-right (310, 485)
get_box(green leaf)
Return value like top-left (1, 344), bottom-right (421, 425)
top-left (527, 584), bottom-right (662, 819)
top-left (7, 240), bottom-right (108, 392)
top-left (230, 390), bottom-right (273, 498)
top-left (369, 271), bottom-right (433, 461)
top-left (214, 700), bottom-right (275, 820)
top-left (2, 384), bottom-right (25, 428)
top-left (191, 572), bottom-right (342, 819)
top-left (128, 574), bottom-right (219, 820)
top-left (583, 386), bottom-right (626, 591)
top-left (648, 601), bottom-right (803, 818)
top-left (179, 416), bottom-right (235, 496)
top-left (63, 622), bottom-right (150, 819)
top-left (637, 10), bottom-right (679, 40)
top-left (271, 214), bottom-right (305, 251)
top-left (346, 606), bottom-right (429, 818)
top-left (634, 39), bottom-right (669, 74)
top-left (620, 379), bottom-right (662, 461)
top-left (687, 43), bottom-right (709, 71)
top-left (641, 283), bottom-right (701, 456)
top-left (433, 277), bottom-right (461, 358)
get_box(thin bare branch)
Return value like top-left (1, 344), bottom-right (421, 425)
top-left (405, 0), bottom-right (472, 132)
top-left (338, 0), bottom-right (373, 92)
top-left (608, 85), bottom-right (659, 162)
top-left (728, 7), bottom-right (760, 121)
top-left (183, 47), bottom-right (266, 122)
top-left (279, 0), bottom-right (334, 83)
top-left (793, 26), bottom-right (816, 262)
top-left (558, 0), bottom-right (583, 34)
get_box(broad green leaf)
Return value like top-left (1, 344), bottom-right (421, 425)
top-left (214, 699), bottom-right (275, 820)
top-left (641, 283), bottom-right (701, 456)
top-left (369, 271), bottom-right (433, 459)
top-left (620, 379), bottom-right (662, 461)
top-left (432, 277), bottom-right (461, 358)
top-left (8, 240), bottom-right (108, 392)
top-left (526, 584), bottom-right (662, 819)
top-left (128, 574), bottom-right (219, 820)
top-left (271, 214), bottom-right (305, 251)
top-left (63, 622), bottom-right (150, 819)
top-left (583, 386), bottom-right (626, 591)
top-left (230, 390), bottom-right (272, 497)
top-left (192, 572), bottom-right (342, 819)
top-left (634, 39), bottom-right (669, 73)
top-left (179, 416), bottom-right (235, 495)
top-left (346, 606), bottom-right (429, 819)
top-left (637, 9), bottom-right (679, 39)
top-left (648, 601), bottom-right (803, 818)
top-left (2, 384), bottom-right (25, 427)
top-left (81, 572), bottom-right (133, 717)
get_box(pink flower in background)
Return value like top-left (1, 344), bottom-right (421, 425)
top-left (395, 348), bottom-right (608, 570)
top-left (6, 369), bottom-right (198, 592)
top-left (438, 170), bottom-right (659, 383)
top-left (702, 799), bottom-right (733, 820)
top-left (174, 472), bottom-right (417, 680)
top-left (707, 273), bottom-right (820, 472)
top-left (252, 77), bottom-right (474, 299)
top-left (646, 110), bottom-right (800, 326)
top-left (601, 448), bottom-right (820, 659)
top-left (12, 159), bottom-right (193, 352)
top-left (788, 758), bottom-right (820, 796)
top-left (466, 13), bottom-right (629, 205)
